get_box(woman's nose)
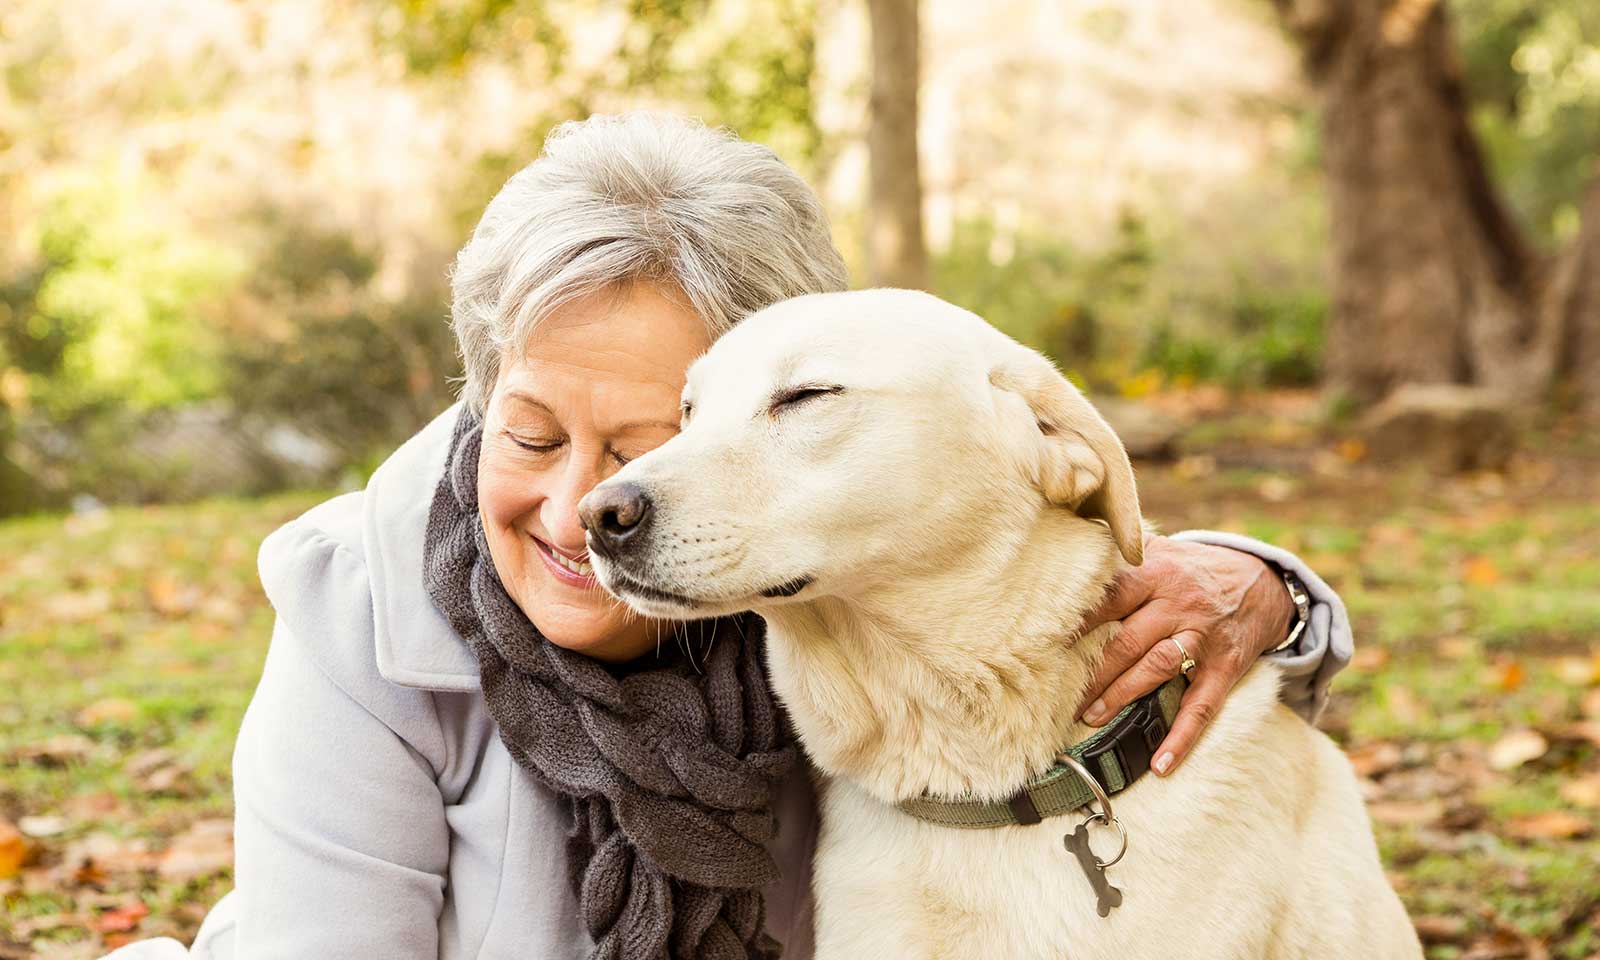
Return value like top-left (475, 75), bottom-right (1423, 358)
top-left (541, 462), bottom-right (602, 552)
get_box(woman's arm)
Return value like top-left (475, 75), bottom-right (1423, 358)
top-left (229, 619), bottom-right (450, 959)
top-left (1077, 531), bottom-right (1354, 775)
top-left (226, 521), bottom-right (453, 959)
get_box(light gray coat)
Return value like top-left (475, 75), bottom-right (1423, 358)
top-left (107, 405), bottom-right (1352, 960)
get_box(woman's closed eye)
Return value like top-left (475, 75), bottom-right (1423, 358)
top-left (506, 431), bottom-right (564, 454)
top-left (769, 384), bottom-right (844, 415)
top-left (506, 432), bottom-right (635, 468)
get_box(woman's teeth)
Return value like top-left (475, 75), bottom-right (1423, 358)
top-left (551, 549), bottom-right (593, 577)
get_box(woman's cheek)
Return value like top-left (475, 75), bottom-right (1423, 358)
top-left (478, 449), bottom-right (544, 528)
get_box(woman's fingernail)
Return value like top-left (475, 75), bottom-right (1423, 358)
top-left (1083, 699), bottom-right (1107, 724)
top-left (1154, 752), bottom-right (1174, 775)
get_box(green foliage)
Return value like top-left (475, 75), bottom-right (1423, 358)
top-left (376, 0), bottom-right (548, 74)
top-left (933, 213), bottom-right (1325, 391)
top-left (3, 172), bottom-right (243, 419)
top-left (1455, 0), bottom-right (1600, 245)
top-left (219, 215), bottom-right (461, 464)
top-left (373, 0), bottom-right (825, 170)
top-left (1139, 282), bottom-right (1325, 389)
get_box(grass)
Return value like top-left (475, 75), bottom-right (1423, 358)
top-left (2, 407), bottom-right (1598, 957)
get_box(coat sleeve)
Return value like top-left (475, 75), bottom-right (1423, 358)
top-left (229, 520), bottom-right (452, 959)
top-left (1169, 529), bottom-right (1355, 725)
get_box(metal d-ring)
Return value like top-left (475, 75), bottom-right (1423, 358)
top-left (1057, 752), bottom-right (1129, 868)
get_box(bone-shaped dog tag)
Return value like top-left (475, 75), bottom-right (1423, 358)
top-left (1064, 822), bottom-right (1123, 917)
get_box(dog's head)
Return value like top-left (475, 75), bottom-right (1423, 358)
top-left (578, 289), bottom-right (1141, 620)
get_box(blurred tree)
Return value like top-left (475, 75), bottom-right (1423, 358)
top-left (1456, 0), bottom-right (1600, 246)
top-left (1273, 0), bottom-right (1600, 412)
top-left (374, 0), bottom-right (826, 176)
top-left (220, 214), bottom-right (460, 465)
top-left (865, 0), bottom-right (928, 289)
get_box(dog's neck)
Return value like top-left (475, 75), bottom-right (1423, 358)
top-left (760, 512), bottom-right (1123, 804)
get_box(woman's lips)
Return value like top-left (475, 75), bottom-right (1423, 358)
top-left (532, 535), bottom-right (598, 588)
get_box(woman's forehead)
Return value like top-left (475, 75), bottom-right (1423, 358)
top-left (493, 282), bottom-right (710, 423)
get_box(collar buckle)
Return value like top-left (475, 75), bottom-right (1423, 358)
top-left (1079, 689), bottom-right (1171, 788)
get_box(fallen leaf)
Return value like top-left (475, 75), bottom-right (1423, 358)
top-left (1487, 660), bottom-right (1525, 693)
top-left (63, 832), bottom-right (157, 877)
top-left (39, 589), bottom-right (112, 623)
top-left (71, 857), bottom-right (109, 888)
top-left (64, 791), bottom-right (124, 820)
top-left (146, 574), bottom-right (200, 617)
top-left (1554, 654), bottom-right (1600, 686)
top-left (1582, 687), bottom-right (1600, 719)
top-left (1435, 635), bottom-right (1479, 660)
top-left (1413, 915), bottom-right (1468, 943)
top-left (1541, 721), bottom-right (1600, 749)
top-left (1257, 475), bottom-right (1295, 502)
top-left (1173, 455), bottom-right (1216, 480)
top-left (17, 815), bottom-right (68, 838)
top-left (1464, 556), bottom-right (1500, 586)
top-left (1352, 647), bottom-right (1391, 672)
top-left (1558, 773), bottom-right (1600, 808)
top-left (12, 733), bottom-right (96, 766)
top-left (1505, 810), bottom-right (1593, 841)
top-left (1346, 741), bottom-right (1403, 778)
top-left (75, 698), bottom-right (139, 727)
top-left (91, 901), bottom-right (149, 934)
top-left (1460, 925), bottom-right (1540, 960)
top-left (1336, 437), bottom-right (1367, 462)
top-left (1441, 802), bottom-right (1489, 831)
top-left (1367, 799), bottom-right (1445, 827)
top-left (0, 818), bottom-right (25, 878)
top-left (1488, 729), bottom-right (1548, 771)
top-left (198, 593), bottom-right (244, 625)
top-left (125, 748), bottom-right (194, 794)
top-left (1383, 685), bottom-right (1427, 726)
top-left (157, 819), bottom-right (233, 879)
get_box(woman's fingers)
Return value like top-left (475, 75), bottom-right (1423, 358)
top-left (1149, 659), bottom-right (1236, 776)
top-left (1083, 564), bottom-right (1155, 628)
top-left (1079, 608), bottom-right (1187, 725)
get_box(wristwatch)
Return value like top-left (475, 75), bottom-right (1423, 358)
top-left (1271, 569), bottom-right (1311, 653)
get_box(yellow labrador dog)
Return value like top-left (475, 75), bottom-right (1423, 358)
top-left (579, 289), bottom-right (1419, 960)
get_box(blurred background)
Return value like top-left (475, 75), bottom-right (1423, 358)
top-left (1, 0), bottom-right (1597, 957)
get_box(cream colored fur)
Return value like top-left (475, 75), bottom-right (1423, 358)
top-left (583, 289), bottom-right (1421, 959)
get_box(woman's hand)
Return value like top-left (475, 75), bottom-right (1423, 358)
top-left (1077, 534), bottom-right (1296, 776)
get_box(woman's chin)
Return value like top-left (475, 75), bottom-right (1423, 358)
top-left (519, 578), bottom-right (657, 662)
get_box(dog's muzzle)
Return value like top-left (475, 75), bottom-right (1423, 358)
top-left (579, 481), bottom-right (652, 560)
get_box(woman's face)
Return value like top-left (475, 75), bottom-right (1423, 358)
top-left (477, 281), bottom-right (712, 661)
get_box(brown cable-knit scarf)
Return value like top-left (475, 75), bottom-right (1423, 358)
top-left (422, 407), bottom-right (796, 960)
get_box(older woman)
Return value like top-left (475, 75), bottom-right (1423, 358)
top-left (111, 113), bottom-right (1350, 960)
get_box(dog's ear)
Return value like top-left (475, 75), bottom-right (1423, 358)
top-left (990, 348), bottom-right (1144, 565)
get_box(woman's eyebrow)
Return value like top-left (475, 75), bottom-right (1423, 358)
top-left (503, 390), bottom-right (675, 433)
top-left (502, 390), bottom-right (553, 415)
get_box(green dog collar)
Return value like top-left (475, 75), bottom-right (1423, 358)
top-left (896, 675), bottom-right (1187, 829)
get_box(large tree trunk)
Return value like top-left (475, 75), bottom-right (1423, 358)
top-left (1272, 0), bottom-right (1598, 409)
top-left (865, 0), bottom-right (928, 290)
top-left (1549, 178), bottom-right (1600, 413)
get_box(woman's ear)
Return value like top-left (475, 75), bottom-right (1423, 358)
top-left (989, 347), bottom-right (1144, 565)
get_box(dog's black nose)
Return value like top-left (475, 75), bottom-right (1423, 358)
top-left (579, 482), bottom-right (652, 554)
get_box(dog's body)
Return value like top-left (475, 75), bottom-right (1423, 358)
top-left (581, 289), bottom-right (1420, 959)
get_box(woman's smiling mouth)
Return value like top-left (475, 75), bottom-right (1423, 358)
top-left (532, 535), bottom-right (597, 585)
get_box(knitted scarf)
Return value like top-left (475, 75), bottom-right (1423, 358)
top-left (422, 407), bottom-right (796, 960)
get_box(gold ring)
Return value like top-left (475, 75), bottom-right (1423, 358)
top-left (1171, 637), bottom-right (1197, 679)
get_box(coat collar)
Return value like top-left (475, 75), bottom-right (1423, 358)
top-left (363, 402), bottom-right (482, 691)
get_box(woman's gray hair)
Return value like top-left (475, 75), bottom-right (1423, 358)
top-left (450, 112), bottom-right (850, 413)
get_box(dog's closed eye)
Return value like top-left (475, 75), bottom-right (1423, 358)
top-left (770, 384), bottom-right (843, 415)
